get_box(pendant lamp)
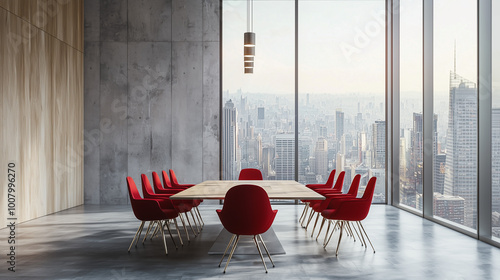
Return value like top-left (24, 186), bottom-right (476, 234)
top-left (244, 0), bottom-right (255, 74)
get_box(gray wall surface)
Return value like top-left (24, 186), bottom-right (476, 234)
top-left (84, 0), bottom-right (220, 204)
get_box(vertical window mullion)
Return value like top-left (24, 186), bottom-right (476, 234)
top-left (478, 0), bottom-right (492, 241)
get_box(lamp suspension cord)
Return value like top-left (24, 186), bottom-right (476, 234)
top-left (247, 0), bottom-right (253, 32)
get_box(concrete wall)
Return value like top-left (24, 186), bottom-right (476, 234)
top-left (84, 0), bottom-right (220, 204)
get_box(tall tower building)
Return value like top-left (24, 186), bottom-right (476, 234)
top-left (275, 134), bottom-right (295, 180)
top-left (222, 100), bottom-right (238, 180)
top-left (257, 107), bottom-right (265, 129)
top-left (335, 109), bottom-right (344, 143)
top-left (314, 137), bottom-right (328, 178)
top-left (443, 72), bottom-right (477, 228)
top-left (372, 120), bottom-right (386, 169)
top-left (411, 113), bottom-right (438, 194)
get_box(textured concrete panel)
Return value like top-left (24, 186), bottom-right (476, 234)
top-left (84, 42), bottom-right (101, 204)
top-left (127, 42), bottom-right (151, 178)
top-left (84, 0), bottom-right (100, 42)
top-left (172, 0), bottom-right (202, 42)
top-left (202, 42), bottom-right (220, 181)
top-left (128, 0), bottom-right (172, 42)
top-left (148, 44), bottom-right (173, 173)
top-left (100, 0), bottom-right (128, 42)
top-left (99, 42), bottom-right (128, 204)
top-left (203, 0), bottom-right (220, 42)
top-left (172, 41), bottom-right (203, 183)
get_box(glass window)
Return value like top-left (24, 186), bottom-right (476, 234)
top-left (222, 1), bottom-right (295, 180)
top-left (433, 0), bottom-right (477, 231)
top-left (399, 0), bottom-right (423, 211)
top-left (298, 0), bottom-right (386, 202)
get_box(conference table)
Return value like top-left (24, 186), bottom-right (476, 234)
top-left (169, 180), bottom-right (325, 201)
top-left (170, 180), bottom-right (325, 255)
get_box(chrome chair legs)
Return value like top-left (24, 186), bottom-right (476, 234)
top-left (219, 234), bottom-right (275, 273)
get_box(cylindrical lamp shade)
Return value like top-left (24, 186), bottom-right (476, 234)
top-left (244, 67), bottom-right (254, 74)
top-left (244, 32), bottom-right (255, 46)
top-left (244, 61), bottom-right (254, 68)
top-left (244, 46), bottom-right (255, 56)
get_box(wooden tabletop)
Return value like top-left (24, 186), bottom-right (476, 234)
top-left (169, 180), bottom-right (325, 200)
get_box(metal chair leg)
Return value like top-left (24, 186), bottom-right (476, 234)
top-left (195, 206), bottom-right (204, 227)
top-left (335, 221), bottom-right (344, 256)
top-left (142, 221), bottom-right (154, 244)
top-left (219, 234), bottom-right (236, 267)
top-left (301, 205), bottom-right (310, 227)
top-left (185, 212), bottom-right (197, 237)
top-left (323, 220), bottom-right (331, 247)
top-left (173, 218), bottom-right (184, 246)
top-left (134, 221), bottom-right (145, 247)
top-left (316, 217), bottom-right (326, 240)
top-left (223, 235), bottom-right (240, 273)
top-left (253, 235), bottom-right (268, 273)
top-left (258, 234), bottom-right (275, 267)
top-left (305, 209), bottom-right (315, 229)
top-left (311, 212), bottom-right (320, 237)
top-left (159, 220), bottom-right (168, 255)
top-left (299, 203), bottom-right (308, 223)
top-left (190, 210), bottom-right (201, 233)
top-left (165, 220), bottom-right (177, 249)
top-left (128, 221), bottom-right (145, 252)
top-left (358, 221), bottom-right (375, 253)
top-left (179, 214), bottom-right (190, 242)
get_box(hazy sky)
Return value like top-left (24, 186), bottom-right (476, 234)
top-left (223, 0), bottom-right (499, 101)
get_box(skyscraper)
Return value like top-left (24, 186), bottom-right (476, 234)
top-left (222, 99), bottom-right (238, 180)
top-left (433, 193), bottom-right (465, 225)
top-left (314, 137), bottom-right (328, 178)
top-left (336, 109), bottom-right (344, 144)
top-left (372, 120), bottom-right (385, 169)
top-left (411, 113), bottom-right (438, 194)
top-left (275, 133), bottom-right (295, 180)
top-left (443, 72), bottom-right (477, 228)
top-left (257, 107), bottom-right (265, 128)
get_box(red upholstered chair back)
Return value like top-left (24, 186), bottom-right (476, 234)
top-left (238, 168), bottom-right (263, 180)
top-left (332, 171), bottom-right (345, 192)
top-left (328, 176), bottom-right (377, 221)
top-left (362, 176), bottom-right (377, 202)
top-left (162, 170), bottom-right (173, 188)
top-left (141, 174), bottom-right (156, 199)
top-left (152, 171), bottom-right (165, 193)
top-left (127, 177), bottom-right (142, 201)
top-left (324, 170), bottom-right (336, 188)
top-left (127, 176), bottom-right (165, 221)
top-left (217, 185), bottom-right (277, 235)
top-left (169, 169), bottom-right (180, 185)
top-left (348, 174), bottom-right (361, 196)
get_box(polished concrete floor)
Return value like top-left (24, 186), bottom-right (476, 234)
top-left (2, 203), bottom-right (500, 279)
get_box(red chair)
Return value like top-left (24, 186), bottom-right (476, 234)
top-left (143, 174), bottom-right (198, 240)
top-left (306, 169), bottom-right (336, 190)
top-left (305, 171), bottom-right (350, 235)
top-left (126, 177), bottom-right (179, 255)
top-left (299, 170), bottom-right (337, 226)
top-left (238, 168), bottom-right (263, 180)
top-left (169, 169), bottom-right (195, 188)
top-left (321, 176), bottom-right (377, 256)
top-left (302, 171), bottom-right (345, 229)
top-left (162, 170), bottom-right (204, 228)
top-left (216, 185), bottom-right (278, 273)
top-left (312, 174), bottom-right (361, 240)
